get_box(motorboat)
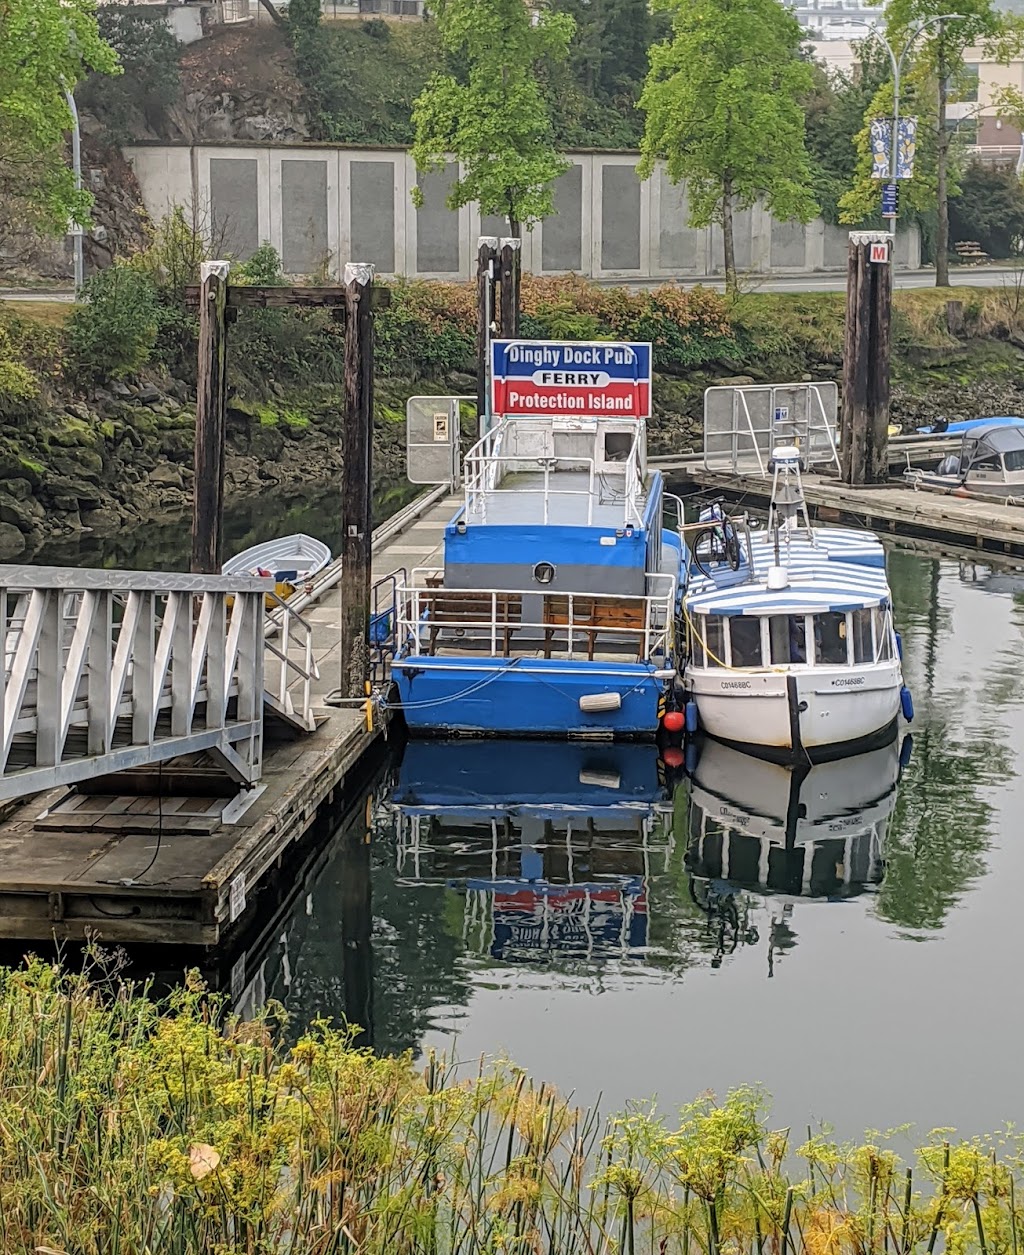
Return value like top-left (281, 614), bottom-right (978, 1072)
top-left (681, 446), bottom-right (912, 761)
top-left (904, 421), bottom-right (1024, 499)
top-left (916, 415), bottom-right (1024, 436)
top-left (390, 339), bottom-right (688, 737)
top-left (222, 533), bottom-right (331, 604)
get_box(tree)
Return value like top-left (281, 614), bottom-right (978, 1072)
top-left (802, 48), bottom-right (890, 224)
top-left (949, 160), bottom-right (1024, 256)
top-left (638, 0), bottom-right (818, 293)
top-left (410, 0), bottom-right (574, 237)
top-left (77, 5), bottom-right (180, 143)
top-left (889, 0), bottom-right (1006, 285)
top-left (0, 0), bottom-right (119, 241)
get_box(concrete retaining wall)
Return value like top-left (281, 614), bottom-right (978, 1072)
top-left (124, 143), bottom-right (922, 280)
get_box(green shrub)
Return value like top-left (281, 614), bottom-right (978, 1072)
top-left (0, 358), bottom-right (39, 416)
top-left (66, 264), bottom-right (160, 382)
top-left (236, 243), bottom-right (285, 286)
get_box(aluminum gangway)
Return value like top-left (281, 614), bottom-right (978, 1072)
top-left (0, 565), bottom-right (320, 805)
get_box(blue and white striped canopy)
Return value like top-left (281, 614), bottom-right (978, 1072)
top-left (686, 527), bottom-right (892, 616)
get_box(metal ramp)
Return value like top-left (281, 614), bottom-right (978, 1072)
top-left (703, 382), bottom-right (840, 476)
top-left (0, 566), bottom-right (319, 804)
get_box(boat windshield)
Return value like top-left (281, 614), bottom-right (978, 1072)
top-left (693, 607), bottom-right (894, 668)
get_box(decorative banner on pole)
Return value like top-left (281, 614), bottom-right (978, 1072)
top-left (490, 340), bottom-right (653, 418)
top-left (881, 182), bottom-right (899, 219)
top-left (870, 119), bottom-right (891, 179)
top-left (895, 118), bottom-right (917, 179)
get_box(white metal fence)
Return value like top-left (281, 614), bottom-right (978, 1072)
top-left (0, 567), bottom-right (318, 803)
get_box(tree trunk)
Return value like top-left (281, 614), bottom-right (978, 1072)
top-left (936, 48), bottom-right (951, 288)
top-left (507, 193), bottom-right (521, 240)
top-left (721, 175), bottom-right (737, 293)
top-left (257, 0), bottom-right (285, 27)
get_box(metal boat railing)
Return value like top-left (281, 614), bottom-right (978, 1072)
top-left (396, 569), bottom-right (677, 665)
top-left (463, 421), bottom-right (646, 529)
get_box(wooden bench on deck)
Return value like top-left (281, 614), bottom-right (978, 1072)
top-left (423, 591), bottom-right (523, 657)
top-left (542, 595), bottom-right (648, 661)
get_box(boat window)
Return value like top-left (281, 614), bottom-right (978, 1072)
top-left (690, 619), bottom-right (706, 667)
top-left (873, 607), bottom-right (894, 660)
top-left (1004, 449), bottom-right (1024, 472)
top-left (704, 615), bottom-right (725, 667)
top-left (814, 612), bottom-right (848, 665)
top-left (851, 608), bottom-right (873, 664)
top-left (970, 454), bottom-right (1000, 471)
top-left (769, 615), bottom-right (807, 663)
top-left (729, 616), bottom-right (763, 668)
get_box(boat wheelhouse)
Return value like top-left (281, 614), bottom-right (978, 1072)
top-left (391, 340), bottom-right (687, 738)
top-left (682, 447), bottom-right (910, 760)
top-left (905, 421), bottom-right (1024, 499)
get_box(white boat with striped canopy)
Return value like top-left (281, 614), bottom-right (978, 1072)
top-left (682, 446), bottom-right (912, 761)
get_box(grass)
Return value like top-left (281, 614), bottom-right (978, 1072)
top-left (0, 300), bottom-right (74, 328)
top-left (0, 956), bottom-right (1020, 1255)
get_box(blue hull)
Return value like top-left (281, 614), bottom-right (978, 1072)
top-left (392, 655), bottom-right (665, 737)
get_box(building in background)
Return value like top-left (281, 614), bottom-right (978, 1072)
top-left (787, 0), bottom-right (886, 41)
top-left (808, 38), bottom-right (1024, 163)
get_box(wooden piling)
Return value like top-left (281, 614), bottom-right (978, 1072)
top-left (191, 260), bottom-right (230, 574)
top-left (340, 262), bottom-right (376, 699)
top-left (841, 232), bottom-right (892, 486)
top-left (476, 237), bottom-right (498, 433)
top-left (498, 236), bottom-right (522, 339)
top-left (340, 803), bottom-right (374, 1047)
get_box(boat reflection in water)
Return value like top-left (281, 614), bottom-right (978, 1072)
top-left (684, 734), bottom-right (908, 969)
top-left (390, 739), bottom-right (678, 963)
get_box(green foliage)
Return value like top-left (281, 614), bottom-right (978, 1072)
top-left (3, 958), bottom-right (1024, 1255)
top-left (288, 13), bottom-right (442, 145)
top-left (0, 0), bottom-right (119, 239)
top-left (66, 263), bottom-right (159, 381)
top-left (411, 0), bottom-right (574, 235)
top-left (77, 5), bottom-right (180, 144)
top-left (639, 0), bottom-right (818, 290)
top-left (803, 50), bottom-right (890, 225)
top-left (950, 161), bottom-right (1024, 256)
top-left (236, 242), bottom-right (285, 286)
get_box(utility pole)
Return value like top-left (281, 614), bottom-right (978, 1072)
top-left (498, 236), bottom-right (522, 339)
top-left (191, 260), bottom-right (231, 573)
top-left (841, 233), bottom-right (892, 486)
top-left (340, 262), bottom-right (376, 699)
top-left (475, 237), bottom-right (498, 437)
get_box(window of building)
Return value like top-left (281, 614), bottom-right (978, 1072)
top-left (956, 63), bottom-right (980, 104)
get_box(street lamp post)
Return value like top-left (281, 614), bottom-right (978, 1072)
top-left (63, 83), bottom-right (84, 297)
top-left (850, 14), bottom-right (965, 219)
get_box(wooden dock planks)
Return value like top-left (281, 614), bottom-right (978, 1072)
top-left (678, 468), bottom-right (1024, 558)
top-left (0, 491), bottom-right (462, 946)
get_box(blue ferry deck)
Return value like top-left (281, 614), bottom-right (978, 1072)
top-left (391, 412), bottom-right (685, 737)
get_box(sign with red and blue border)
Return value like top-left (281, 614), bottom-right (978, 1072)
top-left (491, 339), bottom-right (652, 419)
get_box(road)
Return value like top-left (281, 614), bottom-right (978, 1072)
top-left (2, 264), bottom-right (1021, 301)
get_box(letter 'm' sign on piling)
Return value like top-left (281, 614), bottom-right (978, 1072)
top-left (491, 340), bottom-right (652, 419)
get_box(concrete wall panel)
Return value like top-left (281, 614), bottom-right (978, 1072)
top-left (281, 159), bottom-right (328, 275)
top-left (350, 160), bottom-right (397, 273)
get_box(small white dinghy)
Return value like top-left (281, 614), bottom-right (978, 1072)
top-left (222, 533), bottom-right (331, 584)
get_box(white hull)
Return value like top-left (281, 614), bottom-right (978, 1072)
top-left (689, 662), bottom-right (902, 754)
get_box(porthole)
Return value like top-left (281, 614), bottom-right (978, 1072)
top-left (534, 562), bottom-right (555, 585)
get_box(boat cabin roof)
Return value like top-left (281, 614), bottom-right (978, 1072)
top-left (962, 423), bottom-right (1024, 456)
top-left (687, 529), bottom-right (890, 616)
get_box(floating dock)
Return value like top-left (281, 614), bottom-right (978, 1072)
top-left (0, 489), bottom-right (459, 945)
top-left (673, 466), bottom-right (1024, 560)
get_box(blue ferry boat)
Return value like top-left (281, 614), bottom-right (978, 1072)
top-left (391, 340), bottom-right (687, 738)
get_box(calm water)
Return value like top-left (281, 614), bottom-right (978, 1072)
top-left (215, 546), bottom-right (1024, 1140)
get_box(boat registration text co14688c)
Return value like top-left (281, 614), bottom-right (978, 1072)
top-left (490, 339), bottom-right (652, 419)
